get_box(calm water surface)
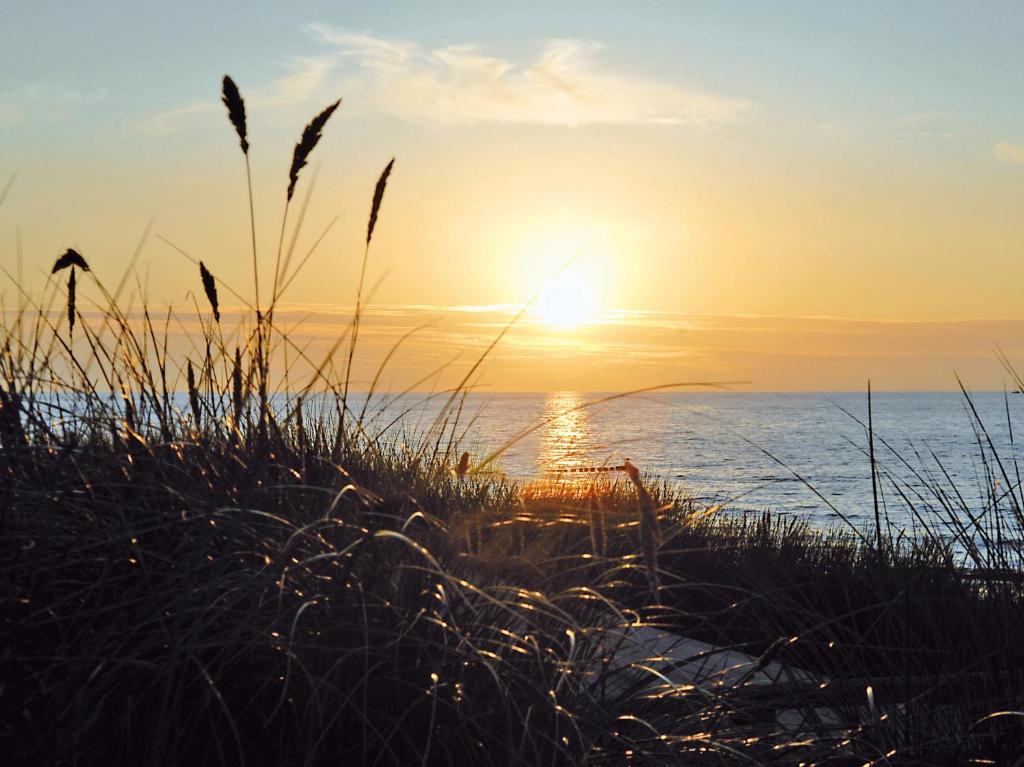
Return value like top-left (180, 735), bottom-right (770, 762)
top-left (359, 391), bottom-right (1024, 532)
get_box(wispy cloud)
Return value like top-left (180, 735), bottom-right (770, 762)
top-left (147, 26), bottom-right (752, 133)
top-left (39, 304), bottom-right (1024, 390)
top-left (994, 140), bottom-right (1024, 166)
top-left (0, 81), bottom-right (107, 128)
top-left (884, 110), bottom-right (968, 139)
top-left (146, 101), bottom-right (218, 135)
top-left (145, 56), bottom-right (336, 134)
top-left (257, 56), bottom-right (336, 107)
top-left (307, 25), bottom-right (752, 127)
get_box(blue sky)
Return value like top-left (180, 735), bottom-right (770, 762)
top-left (5, 2), bottom-right (1024, 138)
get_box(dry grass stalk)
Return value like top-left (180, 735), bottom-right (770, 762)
top-left (221, 74), bottom-right (259, 311)
top-left (255, 311), bottom-right (268, 433)
top-left (367, 157), bottom-right (395, 245)
top-left (221, 75), bottom-right (248, 155)
top-left (341, 157), bottom-right (396, 422)
top-left (198, 261), bottom-right (220, 323)
top-left (295, 396), bottom-right (306, 453)
top-left (66, 269), bottom-right (76, 335)
top-left (232, 347), bottom-right (244, 430)
top-left (52, 248), bottom-right (89, 274)
top-left (123, 389), bottom-right (136, 435)
top-left (287, 99), bottom-right (341, 202)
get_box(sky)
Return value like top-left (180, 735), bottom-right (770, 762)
top-left (3, 1), bottom-right (1024, 391)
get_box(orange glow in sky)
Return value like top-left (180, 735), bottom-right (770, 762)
top-left (4, 4), bottom-right (1024, 390)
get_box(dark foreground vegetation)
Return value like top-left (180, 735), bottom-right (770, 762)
top-left (2, 77), bottom-right (1023, 765)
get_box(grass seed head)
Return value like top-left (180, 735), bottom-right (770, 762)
top-left (367, 157), bottom-right (395, 245)
top-left (52, 248), bottom-right (89, 274)
top-left (287, 99), bottom-right (341, 201)
top-left (187, 360), bottom-right (201, 426)
top-left (221, 75), bottom-right (249, 155)
top-left (199, 261), bottom-right (220, 322)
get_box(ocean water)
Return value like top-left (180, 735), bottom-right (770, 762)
top-left (359, 391), bottom-right (1024, 532)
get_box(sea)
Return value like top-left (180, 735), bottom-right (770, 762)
top-left (357, 391), bottom-right (1024, 534)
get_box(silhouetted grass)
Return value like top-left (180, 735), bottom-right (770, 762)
top-left (1, 76), bottom-right (1022, 766)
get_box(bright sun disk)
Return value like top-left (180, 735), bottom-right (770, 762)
top-left (536, 276), bottom-right (596, 328)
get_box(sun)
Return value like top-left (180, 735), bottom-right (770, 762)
top-left (517, 223), bottom-right (610, 329)
top-left (536, 275), bottom-right (596, 328)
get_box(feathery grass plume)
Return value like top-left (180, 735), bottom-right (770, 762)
top-left (367, 157), bottom-right (395, 245)
top-left (287, 99), bottom-right (340, 201)
top-left (52, 248), bottom-right (89, 274)
top-left (186, 360), bottom-right (201, 427)
top-left (221, 75), bottom-right (248, 155)
top-left (340, 157), bottom-right (395, 425)
top-left (624, 458), bottom-right (661, 599)
top-left (221, 75), bottom-right (259, 312)
top-left (66, 268), bottom-right (76, 335)
top-left (198, 261), bottom-right (220, 322)
top-left (455, 450), bottom-right (470, 478)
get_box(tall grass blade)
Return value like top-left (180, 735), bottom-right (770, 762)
top-left (232, 347), bottom-right (244, 430)
top-left (868, 380), bottom-right (883, 553)
top-left (341, 157), bottom-right (395, 429)
top-left (624, 458), bottom-right (661, 600)
top-left (0, 173), bottom-right (16, 210)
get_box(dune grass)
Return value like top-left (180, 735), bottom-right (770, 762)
top-left (1, 76), bottom-right (1023, 765)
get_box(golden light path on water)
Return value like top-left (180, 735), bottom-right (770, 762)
top-left (537, 391), bottom-right (603, 475)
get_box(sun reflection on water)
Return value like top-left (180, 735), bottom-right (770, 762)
top-left (538, 391), bottom-right (599, 475)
